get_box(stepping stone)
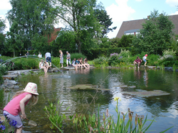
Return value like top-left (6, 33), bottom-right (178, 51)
top-left (147, 66), bottom-right (156, 69)
top-left (2, 75), bottom-right (18, 80)
top-left (120, 85), bottom-right (128, 88)
top-left (28, 120), bottom-right (37, 126)
top-left (128, 86), bottom-right (136, 89)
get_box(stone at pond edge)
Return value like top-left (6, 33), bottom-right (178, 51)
top-left (122, 90), bottom-right (170, 97)
top-left (14, 85), bottom-right (20, 89)
top-left (0, 115), bottom-right (5, 121)
top-left (128, 86), bottom-right (136, 89)
top-left (28, 120), bottom-right (37, 126)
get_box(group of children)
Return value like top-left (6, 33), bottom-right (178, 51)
top-left (134, 54), bottom-right (148, 68)
top-left (72, 58), bottom-right (90, 70)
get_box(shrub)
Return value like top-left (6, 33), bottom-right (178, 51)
top-left (13, 58), bottom-right (39, 70)
top-left (118, 49), bottom-right (131, 58)
top-left (0, 64), bottom-right (7, 75)
top-left (93, 57), bottom-right (109, 67)
top-left (108, 55), bottom-right (122, 66)
top-left (163, 49), bottom-right (176, 58)
top-left (110, 53), bottom-right (119, 57)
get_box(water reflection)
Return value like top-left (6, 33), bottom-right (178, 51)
top-left (143, 70), bottom-right (148, 87)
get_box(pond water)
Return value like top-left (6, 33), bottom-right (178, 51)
top-left (2, 68), bottom-right (178, 132)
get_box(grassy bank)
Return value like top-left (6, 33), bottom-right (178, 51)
top-left (89, 50), bottom-right (178, 68)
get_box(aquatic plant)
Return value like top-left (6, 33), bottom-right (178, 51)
top-left (161, 64), bottom-right (165, 70)
top-left (173, 64), bottom-right (176, 72)
top-left (44, 100), bottom-right (69, 133)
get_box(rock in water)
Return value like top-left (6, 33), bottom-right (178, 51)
top-left (28, 120), bottom-right (37, 126)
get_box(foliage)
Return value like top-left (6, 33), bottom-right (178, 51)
top-left (109, 38), bottom-right (120, 48)
top-left (0, 17), bottom-right (6, 55)
top-left (44, 100), bottom-right (69, 132)
top-left (170, 35), bottom-right (178, 55)
top-left (108, 55), bottom-right (121, 66)
top-left (93, 57), bottom-right (109, 67)
top-left (163, 49), bottom-right (176, 58)
top-left (132, 10), bottom-right (174, 55)
top-left (94, 7), bottom-right (117, 37)
top-left (0, 64), bottom-right (7, 75)
top-left (13, 58), bottom-right (39, 70)
top-left (6, 0), bottom-right (55, 55)
top-left (118, 49), bottom-right (131, 58)
top-left (0, 89), bottom-right (4, 107)
top-left (55, 30), bottom-right (76, 50)
top-left (46, 0), bottom-right (102, 53)
top-left (118, 35), bottom-right (134, 47)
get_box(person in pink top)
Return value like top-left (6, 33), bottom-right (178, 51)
top-left (3, 82), bottom-right (39, 133)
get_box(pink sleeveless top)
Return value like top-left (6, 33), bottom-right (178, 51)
top-left (3, 92), bottom-right (31, 116)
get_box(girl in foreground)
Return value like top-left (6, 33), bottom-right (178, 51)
top-left (3, 82), bottom-right (39, 133)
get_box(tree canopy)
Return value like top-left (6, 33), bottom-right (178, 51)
top-left (0, 18), bottom-right (6, 54)
top-left (5, 0), bottom-right (55, 56)
top-left (94, 8), bottom-right (116, 37)
top-left (132, 10), bottom-right (174, 55)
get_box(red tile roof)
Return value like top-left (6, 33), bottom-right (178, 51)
top-left (47, 27), bottom-right (61, 43)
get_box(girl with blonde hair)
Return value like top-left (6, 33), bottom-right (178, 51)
top-left (3, 82), bottom-right (39, 133)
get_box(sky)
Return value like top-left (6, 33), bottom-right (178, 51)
top-left (0, 0), bottom-right (178, 38)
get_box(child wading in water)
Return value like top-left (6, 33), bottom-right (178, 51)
top-left (3, 82), bottom-right (39, 133)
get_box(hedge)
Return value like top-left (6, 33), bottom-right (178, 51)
top-left (2, 47), bottom-right (131, 60)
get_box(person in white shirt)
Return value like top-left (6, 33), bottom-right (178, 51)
top-left (143, 54), bottom-right (148, 66)
top-left (45, 52), bottom-right (52, 67)
top-left (38, 52), bottom-right (42, 58)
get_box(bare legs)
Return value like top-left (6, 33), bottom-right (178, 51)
top-left (60, 63), bottom-right (63, 68)
top-left (16, 127), bottom-right (22, 133)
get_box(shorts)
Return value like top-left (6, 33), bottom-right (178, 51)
top-left (46, 57), bottom-right (51, 62)
top-left (143, 59), bottom-right (146, 62)
top-left (3, 110), bottom-right (23, 128)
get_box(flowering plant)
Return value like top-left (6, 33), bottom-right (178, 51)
top-left (110, 53), bottom-right (118, 57)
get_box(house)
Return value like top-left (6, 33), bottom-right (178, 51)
top-left (47, 27), bottom-right (61, 43)
top-left (116, 14), bottom-right (178, 38)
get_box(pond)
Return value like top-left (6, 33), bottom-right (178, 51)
top-left (2, 68), bottom-right (178, 132)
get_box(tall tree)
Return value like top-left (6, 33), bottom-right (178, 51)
top-left (94, 8), bottom-right (116, 37)
top-left (47, 0), bottom-right (102, 53)
top-left (132, 10), bottom-right (174, 54)
top-left (6, 0), bottom-right (55, 54)
top-left (0, 18), bottom-right (6, 55)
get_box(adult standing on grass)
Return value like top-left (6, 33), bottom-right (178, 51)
top-left (143, 54), bottom-right (148, 66)
top-left (25, 51), bottom-right (29, 58)
top-left (45, 52), bottom-right (52, 67)
top-left (59, 50), bottom-right (63, 68)
top-left (66, 51), bottom-right (71, 67)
